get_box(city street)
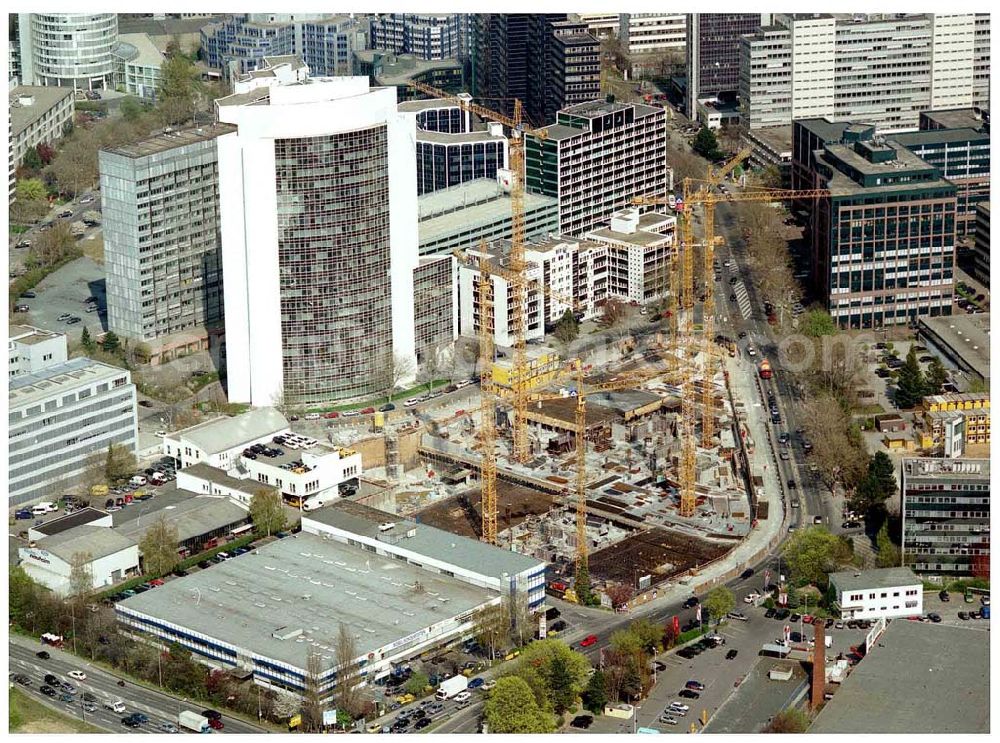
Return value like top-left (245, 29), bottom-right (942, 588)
top-left (9, 634), bottom-right (270, 734)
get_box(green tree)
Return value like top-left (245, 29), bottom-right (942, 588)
top-left (552, 309), bottom-right (579, 346)
top-left (249, 488), bottom-right (286, 537)
top-left (924, 357), bottom-right (948, 395)
top-left (120, 96), bottom-right (144, 122)
top-left (15, 178), bottom-right (46, 201)
top-left (582, 669), bottom-right (609, 714)
top-left (102, 330), bottom-right (120, 353)
top-left (800, 309), bottom-right (836, 338)
top-left (609, 628), bottom-right (644, 656)
top-left (139, 515), bottom-right (179, 576)
top-left (22, 146), bottom-right (43, 171)
top-left (853, 451), bottom-right (897, 520)
top-left (157, 52), bottom-right (202, 125)
top-left (764, 708), bottom-right (810, 733)
top-left (547, 654), bottom-right (576, 714)
top-left (104, 442), bottom-right (137, 485)
top-left (80, 325), bottom-right (95, 352)
top-left (781, 526), bottom-right (850, 588)
top-left (876, 522), bottom-right (901, 568)
top-left (511, 639), bottom-right (591, 712)
top-left (703, 586), bottom-right (736, 625)
top-left (574, 560), bottom-right (597, 606)
top-left (692, 126), bottom-right (721, 160)
top-left (894, 346), bottom-right (926, 409)
top-left (628, 618), bottom-right (663, 654)
top-left (404, 671), bottom-right (429, 696)
top-left (484, 676), bottom-right (554, 734)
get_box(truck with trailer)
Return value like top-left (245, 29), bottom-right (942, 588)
top-left (178, 710), bottom-right (211, 733)
top-left (436, 675), bottom-right (469, 701)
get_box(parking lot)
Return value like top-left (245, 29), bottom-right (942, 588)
top-left (13, 255), bottom-right (107, 338)
top-left (582, 601), bottom-right (875, 735)
top-left (921, 590), bottom-right (991, 629)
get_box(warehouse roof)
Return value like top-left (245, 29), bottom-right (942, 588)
top-left (179, 462), bottom-right (277, 496)
top-left (37, 525), bottom-right (136, 563)
top-left (920, 108), bottom-right (989, 132)
top-left (809, 620), bottom-right (989, 733)
top-left (30, 508), bottom-right (109, 538)
top-left (116, 532), bottom-right (497, 672)
top-left (9, 85), bottom-right (74, 138)
top-left (307, 500), bottom-right (545, 579)
top-left (892, 127), bottom-right (990, 148)
top-left (9, 358), bottom-right (130, 410)
top-left (828, 567), bottom-right (921, 594)
top-left (114, 495), bottom-right (249, 545)
top-left (172, 407), bottom-right (288, 455)
top-left (918, 313), bottom-right (990, 381)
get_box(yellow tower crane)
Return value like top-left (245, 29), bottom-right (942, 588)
top-left (407, 80), bottom-right (549, 468)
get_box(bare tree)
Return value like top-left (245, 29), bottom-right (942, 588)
top-left (474, 600), bottom-right (512, 660)
top-left (506, 592), bottom-right (535, 648)
top-left (599, 299), bottom-right (636, 339)
top-left (379, 351), bottom-right (416, 404)
top-left (418, 343), bottom-right (448, 393)
top-left (334, 623), bottom-right (362, 719)
top-left (68, 551), bottom-right (94, 600)
top-left (139, 515), bottom-right (179, 576)
top-left (301, 645), bottom-right (325, 732)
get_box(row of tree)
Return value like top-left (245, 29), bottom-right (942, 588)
top-left (895, 345), bottom-right (948, 409)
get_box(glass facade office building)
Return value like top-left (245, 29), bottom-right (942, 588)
top-left (274, 128), bottom-right (394, 403)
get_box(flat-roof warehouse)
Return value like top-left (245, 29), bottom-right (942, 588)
top-left (116, 532), bottom-right (499, 698)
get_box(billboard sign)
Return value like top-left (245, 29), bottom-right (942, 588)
top-left (323, 709), bottom-right (339, 727)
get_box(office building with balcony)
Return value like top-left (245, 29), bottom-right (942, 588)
top-left (111, 33), bottom-right (165, 100)
top-left (525, 100), bottom-right (668, 237)
top-left (100, 124), bottom-right (231, 360)
top-left (216, 68), bottom-right (418, 407)
top-left (585, 209), bottom-right (677, 305)
top-left (9, 358), bottom-right (138, 507)
top-left (900, 458), bottom-right (989, 578)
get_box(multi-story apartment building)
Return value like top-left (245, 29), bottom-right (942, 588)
top-left (417, 178), bottom-right (559, 257)
top-left (585, 209), bottom-right (677, 305)
top-left (971, 202), bottom-right (989, 286)
top-left (571, 13), bottom-right (620, 39)
top-left (900, 458), bottom-right (990, 578)
top-left (369, 14), bottom-right (466, 61)
top-left (112, 33), bottom-right (165, 100)
top-left (739, 13), bottom-right (990, 133)
top-left (8, 325), bottom-right (67, 379)
top-left (525, 100), bottom-right (668, 236)
top-left (201, 14), bottom-right (364, 80)
top-left (458, 236), bottom-right (608, 347)
top-left (9, 357), bottom-right (138, 506)
top-left (685, 13), bottom-right (765, 116)
top-left (17, 13), bottom-right (118, 90)
top-left (8, 85), bottom-right (74, 172)
top-left (800, 130), bottom-right (957, 329)
top-left (973, 13), bottom-right (990, 108)
top-left (215, 64), bottom-right (418, 407)
top-left (99, 124), bottom-right (231, 359)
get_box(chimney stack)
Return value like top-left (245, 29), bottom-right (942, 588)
top-left (811, 621), bottom-right (826, 709)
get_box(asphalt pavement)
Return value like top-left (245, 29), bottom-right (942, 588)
top-left (9, 634), bottom-right (269, 734)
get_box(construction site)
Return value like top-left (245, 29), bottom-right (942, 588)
top-left (323, 85), bottom-right (825, 604)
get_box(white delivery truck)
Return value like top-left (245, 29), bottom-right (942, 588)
top-left (436, 675), bottom-right (469, 701)
top-left (178, 710), bottom-right (211, 733)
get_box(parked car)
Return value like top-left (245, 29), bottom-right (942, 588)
top-left (579, 634), bottom-right (598, 648)
top-left (684, 596), bottom-right (700, 608)
top-left (379, 403), bottom-right (396, 412)
top-left (685, 680), bottom-right (705, 691)
top-left (570, 715), bottom-right (594, 729)
top-left (939, 590), bottom-right (950, 602)
top-left (725, 649), bottom-right (739, 660)
top-left (678, 689), bottom-right (700, 699)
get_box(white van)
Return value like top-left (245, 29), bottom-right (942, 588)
top-left (32, 502), bottom-right (58, 515)
top-left (302, 497), bottom-right (329, 512)
top-left (129, 475), bottom-right (147, 487)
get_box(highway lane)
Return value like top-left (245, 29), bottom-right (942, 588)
top-left (10, 634), bottom-right (269, 734)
